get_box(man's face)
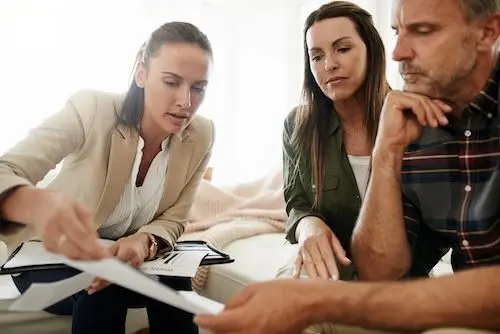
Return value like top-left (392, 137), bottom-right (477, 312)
top-left (391, 0), bottom-right (480, 99)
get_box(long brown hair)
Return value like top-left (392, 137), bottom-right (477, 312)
top-left (291, 1), bottom-right (390, 208)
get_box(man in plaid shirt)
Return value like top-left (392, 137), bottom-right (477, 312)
top-left (351, 0), bottom-right (500, 331)
top-left (195, 0), bottom-right (500, 333)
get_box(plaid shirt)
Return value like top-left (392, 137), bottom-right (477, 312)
top-left (402, 59), bottom-right (500, 274)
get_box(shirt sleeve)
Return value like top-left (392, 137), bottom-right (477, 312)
top-left (403, 194), bottom-right (450, 277)
top-left (282, 111), bottom-right (327, 244)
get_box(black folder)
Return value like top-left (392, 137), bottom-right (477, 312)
top-left (0, 239), bottom-right (234, 275)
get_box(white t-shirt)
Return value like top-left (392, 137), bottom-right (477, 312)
top-left (347, 155), bottom-right (371, 200)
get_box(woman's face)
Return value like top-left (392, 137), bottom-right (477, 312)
top-left (136, 42), bottom-right (211, 135)
top-left (306, 17), bottom-right (367, 102)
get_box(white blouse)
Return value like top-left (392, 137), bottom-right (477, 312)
top-left (98, 137), bottom-right (169, 240)
top-left (347, 155), bottom-right (371, 200)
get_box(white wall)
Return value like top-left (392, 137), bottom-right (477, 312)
top-left (0, 0), bottom-right (401, 186)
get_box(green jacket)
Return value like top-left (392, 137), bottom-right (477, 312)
top-left (283, 108), bottom-right (362, 251)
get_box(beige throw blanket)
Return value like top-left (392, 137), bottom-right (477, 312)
top-left (180, 166), bottom-right (287, 292)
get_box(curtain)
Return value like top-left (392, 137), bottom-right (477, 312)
top-left (0, 0), bottom-right (400, 186)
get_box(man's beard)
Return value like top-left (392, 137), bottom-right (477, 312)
top-left (400, 56), bottom-right (477, 99)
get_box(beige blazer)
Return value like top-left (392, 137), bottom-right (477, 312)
top-left (0, 90), bottom-right (214, 251)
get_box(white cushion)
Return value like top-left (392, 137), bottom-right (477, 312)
top-left (201, 233), bottom-right (286, 303)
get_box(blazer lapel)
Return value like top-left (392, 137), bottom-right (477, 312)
top-left (159, 131), bottom-right (195, 211)
top-left (94, 124), bottom-right (138, 226)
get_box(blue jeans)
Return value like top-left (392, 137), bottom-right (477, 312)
top-left (12, 268), bottom-right (198, 334)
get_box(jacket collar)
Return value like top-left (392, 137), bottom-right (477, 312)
top-left (328, 109), bottom-right (340, 136)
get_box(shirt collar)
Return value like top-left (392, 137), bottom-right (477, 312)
top-left (328, 109), bottom-right (340, 136)
top-left (467, 56), bottom-right (500, 118)
top-left (138, 136), bottom-right (170, 151)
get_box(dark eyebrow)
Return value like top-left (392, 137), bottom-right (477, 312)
top-left (309, 36), bottom-right (352, 53)
top-left (161, 71), bottom-right (208, 84)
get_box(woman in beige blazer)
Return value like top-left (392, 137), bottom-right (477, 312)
top-left (0, 21), bottom-right (214, 334)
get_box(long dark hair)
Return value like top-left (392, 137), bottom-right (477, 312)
top-left (117, 22), bottom-right (212, 127)
top-left (291, 1), bottom-right (390, 208)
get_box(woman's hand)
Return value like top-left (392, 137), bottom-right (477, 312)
top-left (295, 217), bottom-right (351, 280)
top-left (86, 233), bottom-right (151, 294)
top-left (2, 187), bottom-right (109, 260)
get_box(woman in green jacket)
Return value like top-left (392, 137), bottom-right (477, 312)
top-left (278, 1), bottom-right (390, 282)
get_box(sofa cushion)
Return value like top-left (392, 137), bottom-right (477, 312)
top-left (201, 233), bottom-right (286, 303)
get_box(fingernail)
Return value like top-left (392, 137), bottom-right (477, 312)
top-left (441, 117), bottom-right (449, 125)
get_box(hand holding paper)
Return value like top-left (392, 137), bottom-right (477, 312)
top-left (65, 257), bottom-right (224, 315)
top-left (10, 257), bottom-right (224, 315)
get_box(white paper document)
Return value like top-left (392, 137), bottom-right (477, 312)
top-left (64, 257), bottom-right (223, 315)
top-left (140, 251), bottom-right (207, 277)
top-left (2, 240), bottom-right (208, 277)
top-left (2, 239), bottom-right (115, 269)
top-left (2, 241), bottom-right (66, 269)
top-left (178, 291), bottom-right (225, 314)
top-left (8, 272), bottom-right (95, 312)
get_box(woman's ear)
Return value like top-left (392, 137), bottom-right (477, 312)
top-left (135, 62), bottom-right (147, 88)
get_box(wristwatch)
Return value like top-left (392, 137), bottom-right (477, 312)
top-left (146, 233), bottom-right (158, 261)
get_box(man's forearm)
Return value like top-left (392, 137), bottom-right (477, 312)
top-left (308, 266), bottom-right (500, 332)
top-left (351, 149), bottom-right (411, 280)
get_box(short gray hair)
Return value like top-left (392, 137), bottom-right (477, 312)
top-left (459, 0), bottom-right (500, 20)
